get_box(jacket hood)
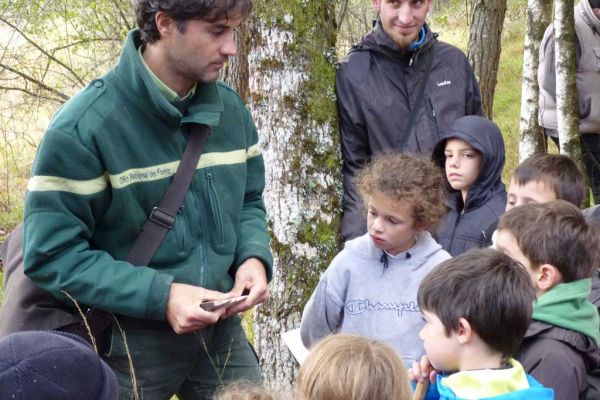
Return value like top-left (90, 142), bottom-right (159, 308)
top-left (351, 20), bottom-right (437, 60)
top-left (578, 0), bottom-right (600, 32)
top-left (344, 231), bottom-right (444, 271)
top-left (533, 278), bottom-right (600, 346)
top-left (432, 116), bottom-right (505, 211)
top-left (525, 320), bottom-right (600, 370)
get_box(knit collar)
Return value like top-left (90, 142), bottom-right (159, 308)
top-left (370, 20), bottom-right (435, 59)
top-left (439, 359), bottom-right (530, 398)
top-left (533, 278), bottom-right (600, 346)
top-left (112, 29), bottom-right (224, 128)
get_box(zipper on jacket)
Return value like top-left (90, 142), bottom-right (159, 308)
top-left (429, 97), bottom-right (437, 119)
top-left (428, 97), bottom-right (439, 136)
top-left (448, 213), bottom-right (462, 254)
top-left (190, 180), bottom-right (207, 287)
top-left (206, 169), bottom-right (224, 244)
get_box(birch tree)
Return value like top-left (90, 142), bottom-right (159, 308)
top-left (467, 0), bottom-right (507, 119)
top-left (553, 0), bottom-right (583, 163)
top-left (227, 1), bottom-right (343, 390)
top-left (518, 0), bottom-right (552, 161)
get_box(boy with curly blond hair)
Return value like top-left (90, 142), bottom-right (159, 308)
top-left (300, 152), bottom-right (450, 367)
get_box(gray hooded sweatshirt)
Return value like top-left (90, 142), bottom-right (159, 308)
top-left (300, 231), bottom-right (450, 367)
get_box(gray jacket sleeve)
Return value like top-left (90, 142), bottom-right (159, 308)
top-left (336, 67), bottom-right (368, 242)
top-left (539, 26), bottom-right (582, 105)
top-left (300, 273), bottom-right (345, 348)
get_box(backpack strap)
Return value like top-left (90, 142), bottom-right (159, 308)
top-left (398, 47), bottom-right (434, 150)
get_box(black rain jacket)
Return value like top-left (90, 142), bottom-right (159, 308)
top-left (337, 21), bottom-right (483, 241)
top-left (432, 116), bottom-right (506, 256)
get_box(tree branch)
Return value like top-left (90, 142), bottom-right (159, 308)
top-left (0, 16), bottom-right (85, 86)
top-left (0, 85), bottom-right (64, 104)
top-left (0, 63), bottom-right (69, 101)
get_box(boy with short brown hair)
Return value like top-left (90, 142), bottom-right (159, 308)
top-left (412, 248), bottom-right (553, 399)
top-left (497, 201), bottom-right (600, 399)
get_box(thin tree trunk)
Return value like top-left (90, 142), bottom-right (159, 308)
top-left (554, 0), bottom-right (584, 160)
top-left (519, 0), bottom-right (552, 161)
top-left (221, 23), bottom-right (250, 103)
top-left (467, 0), bottom-right (507, 119)
top-left (230, 2), bottom-right (342, 390)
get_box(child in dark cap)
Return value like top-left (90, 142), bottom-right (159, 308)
top-left (0, 330), bottom-right (118, 400)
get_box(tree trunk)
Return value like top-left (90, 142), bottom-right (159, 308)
top-left (554, 0), bottom-right (581, 158)
top-left (518, 0), bottom-right (552, 161)
top-left (467, 0), bottom-right (507, 119)
top-left (221, 23), bottom-right (251, 103)
top-left (228, 2), bottom-right (343, 390)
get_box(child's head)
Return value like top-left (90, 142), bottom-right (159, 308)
top-left (432, 116), bottom-right (505, 200)
top-left (356, 152), bottom-right (446, 255)
top-left (507, 153), bottom-right (585, 211)
top-left (213, 382), bottom-right (282, 400)
top-left (296, 334), bottom-right (412, 400)
top-left (0, 331), bottom-right (118, 400)
top-left (497, 201), bottom-right (600, 293)
top-left (442, 138), bottom-right (483, 194)
top-left (417, 249), bottom-right (535, 371)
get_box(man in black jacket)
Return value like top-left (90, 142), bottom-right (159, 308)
top-left (337, 0), bottom-right (483, 241)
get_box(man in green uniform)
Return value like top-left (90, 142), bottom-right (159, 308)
top-left (22, 1), bottom-right (272, 398)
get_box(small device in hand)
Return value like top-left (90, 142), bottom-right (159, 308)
top-left (200, 295), bottom-right (248, 311)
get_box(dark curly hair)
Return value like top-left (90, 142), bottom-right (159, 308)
top-left (134, 0), bottom-right (253, 44)
top-left (356, 152), bottom-right (447, 229)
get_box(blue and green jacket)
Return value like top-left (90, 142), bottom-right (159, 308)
top-left (424, 359), bottom-right (554, 399)
top-left (22, 29), bottom-right (273, 321)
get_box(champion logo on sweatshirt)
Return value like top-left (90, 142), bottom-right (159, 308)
top-left (345, 299), bottom-right (420, 317)
top-left (437, 80), bottom-right (452, 87)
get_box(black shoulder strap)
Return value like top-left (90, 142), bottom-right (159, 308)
top-left (126, 124), bottom-right (211, 266)
top-left (398, 47), bottom-right (434, 150)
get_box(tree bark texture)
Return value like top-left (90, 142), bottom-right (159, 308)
top-left (236, 1), bottom-right (343, 390)
top-left (221, 23), bottom-right (251, 103)
top-left (467, 0), bottom-right (507, 119)
top-left (554, 0), bottom-right (582, 161)
top-left (519, 0), bottom-right (552, 161)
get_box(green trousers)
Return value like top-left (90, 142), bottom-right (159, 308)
top-left (103, 315), bottom-right (261, 400)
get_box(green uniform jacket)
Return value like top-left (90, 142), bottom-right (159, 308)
top-left (22, 29), bottom-right (273, 322)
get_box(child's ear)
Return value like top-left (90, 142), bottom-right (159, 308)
top-left (536, 264), bottom-right (562, 292)
top-left (414, 222), bottom-right (429, 233)
top-left (456, 317), bottom-right (473, 344)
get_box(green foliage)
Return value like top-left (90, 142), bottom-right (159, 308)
top-left (0, 0), bottom-right (134, 233)
top-left (432, 0), bottom-right (527, 182)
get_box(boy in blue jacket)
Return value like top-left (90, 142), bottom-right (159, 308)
top-left (411, 249), bottom-right (554, 399)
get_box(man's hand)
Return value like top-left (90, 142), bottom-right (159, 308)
top-left (410, 355), bottom-right (438, 383)
top-left (223, 257), bottom-right (269, 318)
top-left (166, 283), bottom-right (229, 334)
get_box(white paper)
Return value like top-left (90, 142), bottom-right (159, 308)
top-left (281, 328), bottom-right (309, 364)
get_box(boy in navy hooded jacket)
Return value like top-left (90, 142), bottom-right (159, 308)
top-left (432, 116), bottom-right (506, 256)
